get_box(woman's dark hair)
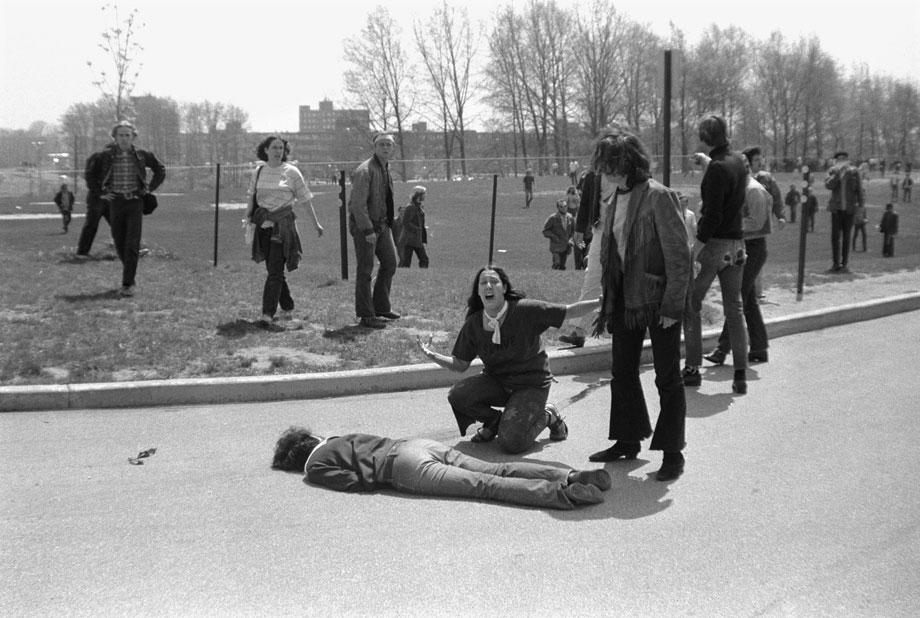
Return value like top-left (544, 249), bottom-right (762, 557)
top-left (698, 115), bottom-right (728, 148)
top-left (256, 135), bottom-right (290, 162)
top-left (465, 265), bottom-right (525, 318)
top-left (591, 128), bottom-right (651, 190)
top-left (271, 426), bottom-right (321, 471)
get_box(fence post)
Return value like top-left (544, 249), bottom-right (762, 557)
top-left (339, 170), bottom-right (348, 280)
top-left (213, 163), bottom-right (221, 267)
top-left (663, 49), bottom-right (672, 187)
top-left (488, 174), bottom-right (498, 265)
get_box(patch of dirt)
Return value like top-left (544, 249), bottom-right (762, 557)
top-left (233, 346), bottom-right (341, 372)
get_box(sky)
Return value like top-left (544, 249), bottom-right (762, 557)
top-left (1, 0), bottom-right (918, 133)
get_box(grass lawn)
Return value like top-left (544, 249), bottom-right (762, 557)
top-left (1, 168), bottom-right (917, 385)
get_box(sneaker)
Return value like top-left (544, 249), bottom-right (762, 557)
top-left (558, 332), bottom-right (586, 348)
top-left (568, 469), bottom-right (612, 491)
top-left (546, 404), bottom-right (568, 441)
top-left (681, 365), bottom-right (701, 387)
top-left (119, 285), bottom-right (135, 297)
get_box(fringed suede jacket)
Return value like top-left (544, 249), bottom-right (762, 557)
top-left (595, 179), bottom-right (691, 333)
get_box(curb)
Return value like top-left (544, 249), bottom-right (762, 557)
top-left (3, 292), bottom-right (919, 412)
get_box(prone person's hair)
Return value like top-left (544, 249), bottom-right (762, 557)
top-left (271, 426), bottom-right (322, 471)
top-left (591, 128), bottom-right (651, 190)
top-left (256, 135), bottom-right (290, 162)
top-left (465, 265), bottom-right (525, 319)
top-left (698, 115), bottom-right (728, 148)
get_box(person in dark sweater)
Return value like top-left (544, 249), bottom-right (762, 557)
top-left (681, 115), bottom-right (749, 395)
top-left (271, 427), bottom-right (611, 510)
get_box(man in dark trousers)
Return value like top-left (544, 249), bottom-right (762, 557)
top-left (75, 151), bottom-right (111, 257)
top-left (347, 133), bottom-right (400, 329)
top-left (84, 121), bottom-right (166, 296)
top-left (824, 150), bottom-right (864, 273)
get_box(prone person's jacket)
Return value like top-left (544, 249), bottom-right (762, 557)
top-left (84, 143), bottom-right (166, 201)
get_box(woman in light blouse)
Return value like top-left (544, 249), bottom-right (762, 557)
top-left (246, 136), bottom-right (323, 325)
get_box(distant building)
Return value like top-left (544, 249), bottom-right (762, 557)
top-left (299, 100), bottom-right (369, 134)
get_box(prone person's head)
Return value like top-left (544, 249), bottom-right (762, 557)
top-left (272, 426), bottom-right (322, 471)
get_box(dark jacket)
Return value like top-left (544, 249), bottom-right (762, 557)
top-left (400, 202), bottom-right (427, 247)
top-left (84, 143), bottom-right (166, 198)
top-left (879, 211), bottom-right (899, 235)
top-left (574, 170), bottom-right (602, 235)
top-left (824, 163), bottom-right (864, 213)
top-left (697, 145), bottom-right (746, 242)
top-left (597, 179), bottom-right (691, 331)
top-left (543, 211), bottom-right (574, 253)
top-left (53, 190), bottom-right (75, 212)
top-left (306, 434), bottom-right (399, 492)
top-left (348, 154), bottom-right (393, 234)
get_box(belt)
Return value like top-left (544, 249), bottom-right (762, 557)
top-left (375, 439), bottom-right (405, 484)
top-left (113, 191), bottom-right (139, 200)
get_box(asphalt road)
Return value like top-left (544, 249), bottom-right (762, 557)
top-left (2, 312), bottom-right (919, 617)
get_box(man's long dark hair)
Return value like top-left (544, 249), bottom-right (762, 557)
top-left (464, 266), bottom-right (525, 319)
top-left (272, 426), bottom-right (322, 471)
top-left (591, 128), bottom-right (651, 190)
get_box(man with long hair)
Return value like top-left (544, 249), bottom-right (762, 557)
top-left (585, 128), bottom-right (692, 482)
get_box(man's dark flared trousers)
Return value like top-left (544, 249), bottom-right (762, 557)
top-left (109, 196), bottom-right (143, 287)
top-left (607, 297), bottom-right (686, 452)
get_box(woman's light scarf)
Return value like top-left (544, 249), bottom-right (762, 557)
top-left (485, 301), bottom-right (508, 345)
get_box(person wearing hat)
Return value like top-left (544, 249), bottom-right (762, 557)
top-left (397, 185), bottom-right (429, 268)
top-left (83, 121), bottom-right (166, 296)
top-left (824, 150), bottom-right (864, 273)
top-left (347, 133), bottom-right (400, 329)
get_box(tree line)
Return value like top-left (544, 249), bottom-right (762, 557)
top-left (3, 0), bottom-right (917, 174)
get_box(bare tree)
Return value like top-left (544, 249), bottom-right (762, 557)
top-left (86, 2), bottom-right (145, 122)
top-left (571, 0), bottom-right (628, 137)
top-left (414, 1), bottom-right (479, 178)
top-left (484, 6), bottom-right (529, 172)
top-left (344, 6), bottom-right (414, 179)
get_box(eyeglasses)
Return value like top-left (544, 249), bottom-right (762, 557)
top-left (128, 447), bottom-right (157, 465)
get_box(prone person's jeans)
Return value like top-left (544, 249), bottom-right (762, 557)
top-left (389, 438), bottom-right (576, 509)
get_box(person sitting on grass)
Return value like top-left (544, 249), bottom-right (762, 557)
top-left (272, 426), bottom-right (611, 510)
top-left (416, 266), bottom-right (600, 454)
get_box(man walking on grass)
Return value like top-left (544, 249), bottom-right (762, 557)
top-left (347, 133), bottom-right (400, 329)
top-left (83, 121), bottom-right (166, 297)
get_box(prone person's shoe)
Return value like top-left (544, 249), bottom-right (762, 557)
top-left (568, 469), bottom-right (612, 491)
top-left (563, 482), bottom-right (605, 506)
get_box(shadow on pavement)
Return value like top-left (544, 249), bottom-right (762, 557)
top-left (217, 319), bottom-right (297, 337)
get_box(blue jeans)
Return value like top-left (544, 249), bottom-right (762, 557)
top-left (352, 226), bottom-right (397, 318)
top-left (448, 373), bottom-right (550, 454)
top-left (258, 227), bottom-right (294, 317)
top-left (108, 196), bottom-right (143, 287)
top-left (608, 293), bottom-right (686, 452)
top-left (388, 439), bottom-right (576, 509)
top-left (683, 238), bottom-right (747, 370)
top-left (717, 237), bottom-right (768, 355)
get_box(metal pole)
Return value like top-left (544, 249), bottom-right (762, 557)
top-left (488, 174), bottom-right (498, 265)
top-left (213, 163), bottom-right (221, 267)
top-left (796, 192), bottom-right (808, 301)
top-left (339, 170), bottom-right (349, 280)
top-left (663, 49), bottom-right (672, 187)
